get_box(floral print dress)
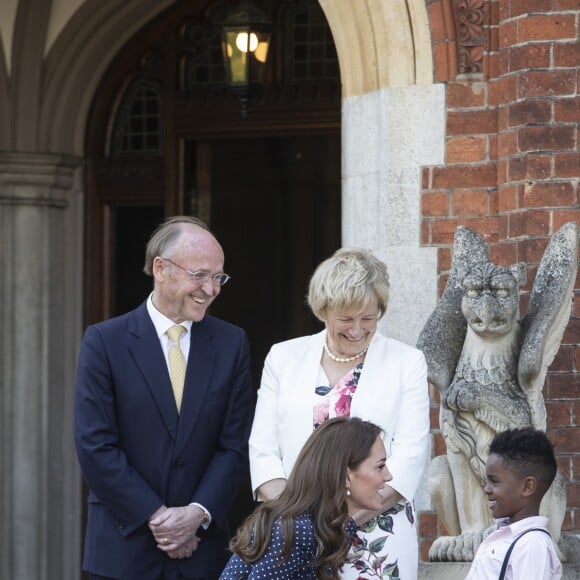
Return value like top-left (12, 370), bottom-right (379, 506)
top-left (313, 363), bottom-right (417, 580)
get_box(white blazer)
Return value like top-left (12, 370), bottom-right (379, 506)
top-left (249, 330), bottom-right (430, 501)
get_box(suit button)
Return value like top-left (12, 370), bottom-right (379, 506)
top-left (174, 459), bottom-right (185, 469)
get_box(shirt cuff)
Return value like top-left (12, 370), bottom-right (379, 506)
top-left (189, 502), bottom-right (211, 529)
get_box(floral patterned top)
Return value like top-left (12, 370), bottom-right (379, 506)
top-left (313, 362), bottom-right (363, 428)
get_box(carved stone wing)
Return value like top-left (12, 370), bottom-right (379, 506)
top-left (518, 222), bottom-right (578, 430)
top-left (417, 226), bottom-right (489, 392)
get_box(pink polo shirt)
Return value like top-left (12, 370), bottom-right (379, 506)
top-left (465, 516), bottom-right (562, 580)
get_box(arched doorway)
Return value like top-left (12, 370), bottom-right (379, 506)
top-left (86, 0), bottom-right (341, 377)
top-left (85, 0), bottom-right (341, 526)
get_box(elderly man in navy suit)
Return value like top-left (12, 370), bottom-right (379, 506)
top-left (74, 216), bottom-right (254, 579)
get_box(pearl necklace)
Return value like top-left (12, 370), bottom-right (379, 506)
top-left (323, 340), bottom-right (368, 363)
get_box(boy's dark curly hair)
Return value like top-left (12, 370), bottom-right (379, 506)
top-left (489, 427), bottom-right (557, 490)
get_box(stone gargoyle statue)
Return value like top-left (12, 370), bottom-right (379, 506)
top-left (417, 222), bottom-right (578, 562)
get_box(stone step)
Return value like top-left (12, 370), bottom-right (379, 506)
top-left (418, 562), bottom-right (580, 579)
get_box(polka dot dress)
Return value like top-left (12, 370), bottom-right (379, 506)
top-left (220, 514), bottom-right (358, 579)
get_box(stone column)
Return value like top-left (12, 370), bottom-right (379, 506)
top-left (0, 152), bottom-right (83, 580)
top-left (341, 84), bottom-right (445, 347)
top-left (341, 84), bottom-right (445, 511)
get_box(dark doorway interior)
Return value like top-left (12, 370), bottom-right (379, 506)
top-left (111, 206), bottom-right (164, 315)
top-left (108, 135), bottom-right (341, 384)
top-left (206, 134), bottom-right (341, 381)
top-left (107, 135), bottom-right (341, 531)
top-left (185, 134), bottom-right (341, 530)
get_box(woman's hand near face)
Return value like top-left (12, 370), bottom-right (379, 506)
top-left (351, 484), bottom-right (405, 527)
top-left (256, 478), bottom-right (287, 502)
top-left (379, 483), bottom-right (404, 509)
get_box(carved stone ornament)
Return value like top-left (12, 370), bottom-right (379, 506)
top-left (453, 0), bottom-right (486, 74)
top-left (417, 223), bottom-right (580, 562)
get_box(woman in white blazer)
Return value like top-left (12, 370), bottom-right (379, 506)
top-left (249, 248), bottom-right (430, 580)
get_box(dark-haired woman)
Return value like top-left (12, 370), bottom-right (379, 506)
top-left (220, 417), bottom-right (391, 579)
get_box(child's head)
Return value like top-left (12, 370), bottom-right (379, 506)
top-left (484, 427), bottom-right (557, 522)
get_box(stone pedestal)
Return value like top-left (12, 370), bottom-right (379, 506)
top-left (0, 152), bottom-right (83, 580)
top-left (419, 563), bottom-right (471, 579)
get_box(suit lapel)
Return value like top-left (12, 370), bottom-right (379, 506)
top-left (174, 318), bottom-right (215, 454)
top-left (128, 303), bottom-right (179, 441)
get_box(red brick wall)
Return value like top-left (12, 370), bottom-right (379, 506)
top-left (420, 0), bottom-right (579, 560)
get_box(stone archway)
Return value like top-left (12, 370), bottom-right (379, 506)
top-left (39, 0), bottom-right (175, 154)
top-left (37, 0), bottom-right (436, 153)
top-left (319, 0), bottom-right (433, 94)
top-left (0, 1), bottom-right (444, 578)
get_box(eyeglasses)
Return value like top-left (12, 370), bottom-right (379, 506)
top-left (162, 258), bottom-right (231, 286)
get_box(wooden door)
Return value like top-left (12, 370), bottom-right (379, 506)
top-left (208, 135), bottom-right (339, 377)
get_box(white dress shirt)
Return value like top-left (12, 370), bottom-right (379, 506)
top-left (146, 294), bottom-right (211, 526)
top-left (465, 516), bottom-right (562, 580)
top-left (147, 294), bottom-right (192, 367)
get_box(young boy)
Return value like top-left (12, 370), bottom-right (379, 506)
top-left (466, 427), bottom-right (563, 580)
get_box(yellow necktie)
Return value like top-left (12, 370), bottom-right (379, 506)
top-left (167, 325), bottom-right (187, 412)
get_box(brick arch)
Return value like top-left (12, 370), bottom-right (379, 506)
top-left (319, 0), bottom-right (434, 95)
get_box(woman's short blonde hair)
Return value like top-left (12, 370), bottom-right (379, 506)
top-left (307, 248), bottom-right (390, 321)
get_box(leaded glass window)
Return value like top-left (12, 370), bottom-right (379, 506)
top-left (110, 50), bottom-right (164, 157)
top-left (284, 0), bottom-right (339, 83)
top-left (111, 81), bottom-right (162, 155)
top-left (181, 15), bottom-right (227, 88)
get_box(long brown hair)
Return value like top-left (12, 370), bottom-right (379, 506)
top-left (229, 417), bottom-right (383, 578)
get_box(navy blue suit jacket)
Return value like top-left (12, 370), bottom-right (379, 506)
top-left (74, 301), bottom-right (254, 578)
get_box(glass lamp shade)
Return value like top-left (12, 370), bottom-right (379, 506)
top-left (221, 3), bottom-right (271, 90)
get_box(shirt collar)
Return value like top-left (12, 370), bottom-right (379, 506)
top-left (147, 293), bottom-right (193, 338)
top-left (497, 515), bottom-right (548, 534)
